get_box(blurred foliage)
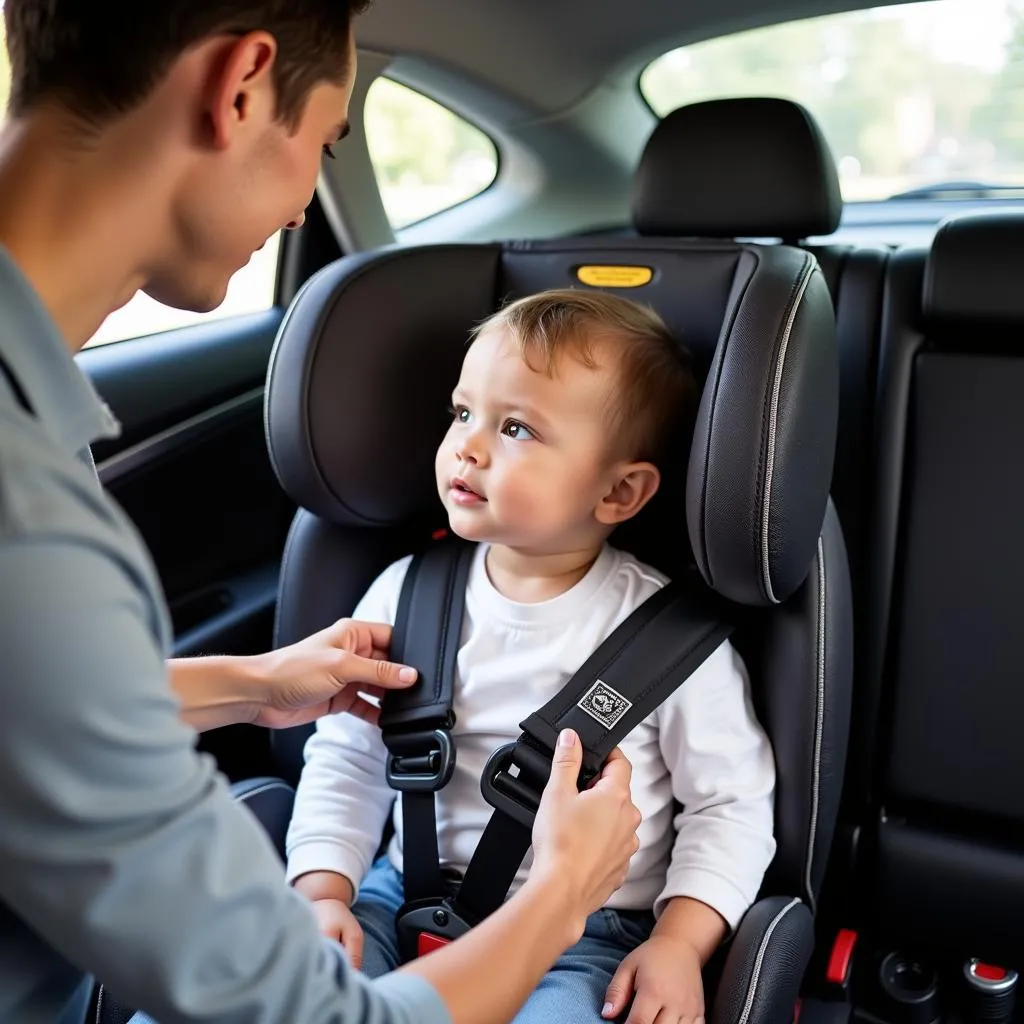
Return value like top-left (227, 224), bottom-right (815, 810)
top-left (4, 2), bottom-right (1022, 211)
top-left (641, 0), bottom-right (1024, 199)
top-left (364, 77), bottom-right (498, 227)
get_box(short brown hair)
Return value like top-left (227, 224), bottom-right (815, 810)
top-left (3, 0), bottom-right (370, 126)
top-left (476, 288), bottom-right (698, 465)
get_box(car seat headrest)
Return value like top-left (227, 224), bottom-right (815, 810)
top-left (266, 240), bottom-right (837, 607)
top-left (923, 212), bottom-right (1024, 325)
top-left (632, 97), bottom-right (842, 242)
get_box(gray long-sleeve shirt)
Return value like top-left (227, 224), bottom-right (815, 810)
top-left (0, 245), bottom-right (451, 1024)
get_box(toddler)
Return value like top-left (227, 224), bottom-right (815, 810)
top-left (286, 288), bottom-right (776, 1024)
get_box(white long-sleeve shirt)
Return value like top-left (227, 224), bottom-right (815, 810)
top-left (286, 543), bottom-right (776, 929)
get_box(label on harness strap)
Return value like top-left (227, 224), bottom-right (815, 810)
top-left (576, 679), bottom-right (633, 730)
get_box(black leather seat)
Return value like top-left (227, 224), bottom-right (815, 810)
top-left (628, 101), bottom-right (893, 946)
top-left (854, 211), bottom-right (1024, 967)
top-left (251, 216), bottom-right (854, 1024)
top-left (630, 96), bottom-right (887, 623)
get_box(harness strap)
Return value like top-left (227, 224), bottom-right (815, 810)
top-left (382, 537), bottom-right (735, 951)
top-left (381, 537), bottom-right (473, 904)
top-left (455, 574), bottom-right (734, 923)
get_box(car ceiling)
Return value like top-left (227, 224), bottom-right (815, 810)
top-left (356, 0), bottom-right (924, 116)
top-left (323, 0), bottom-right (929, 250)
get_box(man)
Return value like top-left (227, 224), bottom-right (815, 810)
top-left (0, 3), bottom-right (642, 1023)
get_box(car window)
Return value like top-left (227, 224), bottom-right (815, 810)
top-left (0, 18), bottom-right (280, 348)
top-left (364, 77), bottom-right (498, 229)
top-left (0, 20), bottom-right (8, 116)
top-left (86, 236), bottom-right (281, 348)
top-left (640, 0), bottom-right (1024, 202)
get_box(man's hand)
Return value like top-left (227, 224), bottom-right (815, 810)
top-left (529, 730), bottom-right (642, 945)
top-left (247, 618), bottom-right (417, 729)
top-left (602, 935), bottom-right (705, 1024)
top-left (311, 898), bottom-right (365, 969)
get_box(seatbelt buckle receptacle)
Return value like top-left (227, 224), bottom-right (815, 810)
top-left (384, 728), bottom-right (456, 792)
top-left (396, 898), bottom-right (472, 962)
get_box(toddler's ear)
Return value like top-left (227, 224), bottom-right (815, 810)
top-left (595, 462), bottom-right (661, 526)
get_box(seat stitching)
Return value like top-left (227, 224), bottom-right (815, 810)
top-left (736, 897), bottom-right (802, 1024)
top-left (236, 781), bottom-right (292, 803)
top-left (804, 535), bottom-right (826, 913)
top-left (761, 259), bottom-right (815, 603)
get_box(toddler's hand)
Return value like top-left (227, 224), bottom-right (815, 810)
top-left (602, 934), bottom-right (705, 1024)
top-left (312, 897), bottom-right (365, 970)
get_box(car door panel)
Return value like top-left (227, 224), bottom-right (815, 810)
top-left (77, 310), bottom-right (291, 780)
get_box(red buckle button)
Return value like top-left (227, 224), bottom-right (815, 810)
top-left (974, 963), bottom-right (1008, 983)
top-left (826, 929), bottom-right (858, 986)
top-left (417, 932), bottom-right (452, 957)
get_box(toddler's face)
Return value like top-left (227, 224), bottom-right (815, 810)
top-left (434, 325), bottom-right (622, 554)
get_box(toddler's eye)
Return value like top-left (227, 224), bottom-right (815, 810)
top-left (449, 405), bottom-right (471, 423)
top-left (322, 144), bottom-right (337, 160)
top-left (503, 420), bottom-right (535, 441)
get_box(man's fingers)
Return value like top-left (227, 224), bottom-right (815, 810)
top-left (336, 618), bottom-right (393, 652)
top-left (596, 746), bottom-right (633, 789)
top-left (547, 729), bottom-right (583, 792)
top-left (337, 650), bottom-right (417, 689)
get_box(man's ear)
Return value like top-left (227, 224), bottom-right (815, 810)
top-left (206, 32), bottom-right (278, 150)
top-left (595, 461), bottom-right (662, 526)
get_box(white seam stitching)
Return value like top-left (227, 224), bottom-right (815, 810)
top-left (237, 782), bottom-right (291, 803)
top-left (761, 261), bottom-right (815, 604)
top-left (274, 511), bottom-right (301, 648)
top-left (804, 535), bottom-right (826, 914)
top-left (736, 897), bottom-right (803, 1024)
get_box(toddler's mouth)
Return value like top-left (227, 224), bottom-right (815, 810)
top-left (452, 477), bottom-right (486, 502)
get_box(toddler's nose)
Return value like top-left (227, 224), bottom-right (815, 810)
top-left (457, 435), bottom-right (485, 467)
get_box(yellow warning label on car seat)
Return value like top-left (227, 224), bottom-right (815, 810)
top-left (576, 265), bottom-right (654, 288)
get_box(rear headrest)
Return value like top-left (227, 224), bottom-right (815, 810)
top-left (923, 212), bottom-right (1024, 325)
top-left (266, 240), bottom-right (837, 607)
top-left (632, 97), bottom-right (842, 241)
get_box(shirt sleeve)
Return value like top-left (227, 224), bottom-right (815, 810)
top-left (0, 540), bottom-right (448, 1024)
top-left (654, 639), bottom-right (777, 929)
top-left (285, 556), bottom-right (413, 893)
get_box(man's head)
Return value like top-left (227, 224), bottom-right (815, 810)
top-left (3, 1), bottom-right (369, 313)
top-left (435, 288), bottom-right (698, 555)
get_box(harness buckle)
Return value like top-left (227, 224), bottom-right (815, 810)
top-left (384, 728), bottom-right (456, 792)
top-left (396, 897), bottom-right (472, 963)
top-left (479, 741), bottom-right (549, 829)
top-left (481, 738), bottom-right (603, 829)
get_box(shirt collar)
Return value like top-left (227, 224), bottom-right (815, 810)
top-left (0, 245), bottom-right (120, 454)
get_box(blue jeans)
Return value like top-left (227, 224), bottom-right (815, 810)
top-left (352, 857), bottom-right (656, 1023)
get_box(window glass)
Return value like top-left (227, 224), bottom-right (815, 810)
top-left (640, 0), bottom-right (1024, 201)
top-left (0, 17), bottom-right (8, 115)
top-left (0, 18), bottom-right (280, 348)
top-left (85, 235), bottom-right (281, 347)
top-left (364, 77), bottom-right (498, 228)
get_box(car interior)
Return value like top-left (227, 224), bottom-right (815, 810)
top-left (8, 0), bottom-right (1022, 1021)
